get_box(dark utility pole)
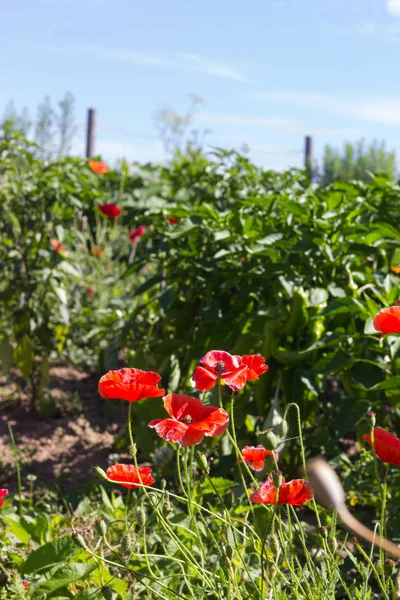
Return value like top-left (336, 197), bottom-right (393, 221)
top-left (304, 135), bottom-right (313, 179)
top-left (85, 108), bottom-right (96, 158)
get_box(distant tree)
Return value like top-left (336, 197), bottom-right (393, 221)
top-left (319, 139), bottom-right (396, 184)
top-left (1, 92), bottom-right (77, 158)
top-left (1, 101), bottom-right (32, 139)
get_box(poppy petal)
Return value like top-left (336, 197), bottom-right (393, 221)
top-left (241, 355), bottom-right (269, 380)
top-left (191, 407), bottom-right (229, 436)
top-left (180, 426), bottom-right (205, 446)
top-left (148, 418), bottom-right (188, 444)
top-left (200, 350), bottom-right (242, 372)
top-left (222, 366), bottom-right (249, 391)
top-left (163, 394), bottom-right (208, 420)
top-left (363, 427), bottom-right (400, 467)
top-left (250, 477), bottom-right (313, 506)
top-left (192, 365), bottom-right (218, 391)
top-left (373, 306), bottom-right (400, 335)
top-left (106, 464), bottom-right (154, 489)
top-left (98, 368), bottom-right (164, 402)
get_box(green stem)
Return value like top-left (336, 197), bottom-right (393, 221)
top-left (8, 425), bottom-right (22, 517)
top-left (380, 464), bottom-right (390, 568)
top-left (354, 541), bottom-right (390, 600)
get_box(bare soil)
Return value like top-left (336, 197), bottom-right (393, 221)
top-left (0, 365), bottom-right (128, 491)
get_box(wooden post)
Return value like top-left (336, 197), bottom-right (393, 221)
top-left (304, 135), bottom-right (313, 179)
top-left (85, 108), bottom-right (96, 158)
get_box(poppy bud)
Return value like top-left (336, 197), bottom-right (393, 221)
top-left (319, 526), bottom-right (328, 540)
top-left (328, 536), bottom-right (337, 553)
top-left (364, 411), bottom-right (376, 428)
top-left (71, 532), bottom-right (88, 550)
top-left (101, 586), bottom-right (115, 600)
top-left (384, 558), bottom-right (396, 576)
top-left (95, 519), bottom-right (107, 538)
top-left (278, 419), bottom-right (289, 439)
top-left (269, 535), bottom-right (280, 554)
top-left (196, 452), bottom-right (209, 472)
top-left (120, 534), bottom-right (134, 557)
top-left (163, 500), bottom-right (173, 516)
top-left (94, 466), bottom-right (108, 481)
top-left (264, 431), bottom-right (278, 450)
top-left (225, 544), bottom-right (234, 560)
top-left (161, 478), bottom-right (167, 490)
top-left (137, 505), bottom-right (146, 529)
top-left (272, 470), bottom-right (283, 488)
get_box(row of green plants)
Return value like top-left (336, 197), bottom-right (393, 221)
top-left (2, 305), bottom-right (400, 598)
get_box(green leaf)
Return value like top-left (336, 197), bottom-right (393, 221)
top-left (30, 563), bottom-right (97, 598)
top-left (201, 477), bottom-right (236, 495)
top-left (0, 336), bottom-right (14, 375)
top-left (5, 516), bottom-right (31, 543)
top-left (22, 536), bottom-right (77, 573)
top-left (14, 335), bottom-right (35, 378)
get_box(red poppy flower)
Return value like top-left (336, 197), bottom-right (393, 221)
top-left (250, 477), bottom-right (313, 506)
top-left (98, 204), bottom-right (121, 218)
top-left (168, 217), bottom-right (178, 224)
top-left (241, 445), bottom-right (278, 471)
top-left (241, 355), bottom-right (269, 381)
top-left (363, 427), bottom-right (400, 467)
top-left (373, 306), bottom-right (400, 335)
top-left (91, 246), bottom-right (103, 256)
top-left (50, 239), bottom-right (64, 254)
top-left (106, 464), bottom-right (155, 489)
top-left (22, 580), bottom-right (30, 589)
top-left (0, 489), bottom-right (8, 507)
top-left (88, 288), bottom-right (95, 296)
top-left (89, 160), bottom-right (109, 174)
top-left (129, 225), bottom-right (147, 243)
top-left (148, 393), bottom-right (229, 446)
top-left (192, 350), bottom-right (249, 392)
top-left (98, 368), bottom-right (165, 403)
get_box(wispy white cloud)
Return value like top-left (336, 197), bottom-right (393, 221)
top-left (44, 45), bottom-right (247, 82)
top-left (254, 90), bottom-right (400, 126)
top-left (197, 111), bottom-right (364, 137)
top-left (387, 0), bottom-right (400, 16)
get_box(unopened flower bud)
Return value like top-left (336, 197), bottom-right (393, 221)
top-left (71, 532), bottom-right (88, 550)
top-left (94, 466), bottom-right (108, 481)
top-left (272, 470), bottom-right (283, 488)
top-left (375, 560), bottom-right (383, 575)
top-left (160, 478), bottom-right (167, 490)
top-left (264, 430), bottom-right (278, 450)
top-left (269, 535), bottom-right (280, 554)
top-left (163, 500), bottom-right (173, 516)
top-left (120, 534), bottom-right (134, 557)
top-left (137, 505), bottom-right (146, 529)
top-left (225, 544), bottom-right (234, 560)
top-left (328, 536), bottom-right (337, 553)
top-left (278, 419), bottom-right (289, 439)
top-left (95, 519), bottom-right (107, 538)
top-left (196, 452), bottom-right (209, 472)
top-left (319, 526), bottom-right (328, 540)
top-left (364, 411), bottom-right (376, 428)
top-left (101, 586), bottom-right (115, 600)
top-left (384, 558), bottom-right (396, 576)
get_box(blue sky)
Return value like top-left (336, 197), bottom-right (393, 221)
top-left (2, 0), bottom-right (400, 169)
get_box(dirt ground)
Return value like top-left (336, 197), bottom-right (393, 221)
top-left (0, 365), bottom-right (128, 491)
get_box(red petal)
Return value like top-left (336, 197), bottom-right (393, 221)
top-left (163, 394), bottom-right (208, 420)
top-left (222, 366), bottom-right (249, 391)
top-left (241, 355), bottom-right (269, 380)
top-left (248, 460), bottom-right (265, 471)
top-left (191, 407), bottom-right (229, 436)
top-left (250, 477), bottom-right (313, 505)
top-left (242, 445), bottom-right (270, 461)
top-left (200, 350), bottom-right (241, 372)
top-left (148, 418), bottom-right (188, 443)
top-left (363, 427), bottom-right (400, 466)
top-left (192, 365), bottom-right (218, 391)
top-left (98, 368), bottom-right (164, 402)
top-left (277, 479), bottom-right (314, 505)
top-left (373, 307), bottom-right (400, 335)
top-left (180, 426), bottom-right (205, 446)
top-left (106, 464), bottom-right (155, 489)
